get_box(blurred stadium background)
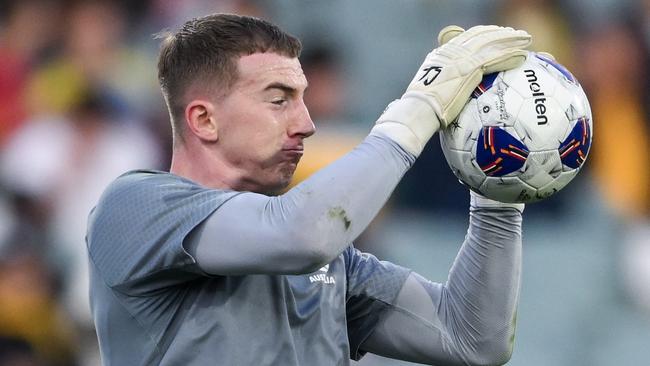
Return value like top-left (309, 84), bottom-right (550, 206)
top-left (0, 0), bottom-right (649, 365)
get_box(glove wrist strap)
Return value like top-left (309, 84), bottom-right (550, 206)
top-left (372, 97), bottom-right (441, 156)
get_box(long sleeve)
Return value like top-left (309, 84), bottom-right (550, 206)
top-left (185, 132), bottom-right (416, 275)
top-left (360, 198), bottom-right (523, 366)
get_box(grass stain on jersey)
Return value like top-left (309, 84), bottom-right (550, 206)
top-left (328, 206), bottom-right (351, 230)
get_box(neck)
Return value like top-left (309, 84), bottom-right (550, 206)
top-left (170, 142), bottom-right (242, 190)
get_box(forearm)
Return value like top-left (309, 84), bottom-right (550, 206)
top-left (441, 202), bottom-right (523, 364)
top-left (187, 133), bottom-right (416, 275)
top-left (362, 199), bottom-right (523, 365)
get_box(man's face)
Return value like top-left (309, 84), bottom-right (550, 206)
top-left (213, 53), bottom-right (315, 193)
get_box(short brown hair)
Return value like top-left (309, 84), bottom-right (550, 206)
top-left (156, 14), bottom-right (302, 140)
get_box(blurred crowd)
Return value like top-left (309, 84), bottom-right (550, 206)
top-left (0, 0), bottom-right (648, 365)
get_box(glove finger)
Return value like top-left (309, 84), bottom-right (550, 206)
top-left (449, 25), bottom-right (503, 47)
top-left (536, 51), bottom-right (556, 61)
top-left (482, 49), bottom-right (529, 74)
top-left (490, 29), bottom-right (532, 47)
top-left (466, 28), bottom-right (532, 51)
top-left (457, 25), bottom-right (503, 40)
top-left (437, 25), bottom-right (465, 46)
top-left (441, 69), bottom-right (482, 124)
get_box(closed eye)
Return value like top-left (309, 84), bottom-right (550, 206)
top-left (265, 82), bottom-right (299, 107)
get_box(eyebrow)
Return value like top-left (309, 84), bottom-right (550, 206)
top-left (263, 81), bottom-right (307, 95)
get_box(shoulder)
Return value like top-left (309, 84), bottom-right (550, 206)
top-left (89, 169), bottom-right (241, 234)
top-left (104, 169), bottom-right (186, 195)
top-left (86, 170), bottom-right (240, 288)
top-left (88, 170), bottom-right (199, 237)
top-left (96, 170), bottom-right (205, 210)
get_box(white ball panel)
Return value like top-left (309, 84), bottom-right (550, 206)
top-left (475, 82), bottom-right (523, 128)
top-left (580, 87), bottom-right (593, 122)
top-left (534, 56), bottom-right (579, 92)
top-left (519, 150), bottom-right (562, 188)
top-left (442, 99), bottom-right (482, 151)
top-left (564, 104), bottom-right (583, 126)
top-left (500, 60), bottom-right (530, 92)
top-left (479, 176), bottom-right (536, 203)
top-left (536, 169), bottom-right (579, 199)
top-left (441, 148), bottom-right (486, 189)
top-left (516, 97), bottom-right (569, 151)
top-left (502, 63), bottom-right (559, 101)
top-left (499, 85), bottom-right (525, 127)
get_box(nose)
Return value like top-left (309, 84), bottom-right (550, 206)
top-left (289, 100), bottom-right (315, 138)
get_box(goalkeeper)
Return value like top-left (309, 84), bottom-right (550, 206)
top-left (87, 14), bottom-right (531, 366)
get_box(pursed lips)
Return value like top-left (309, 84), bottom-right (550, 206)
top-left (282, 143), bottom-right (304, 153)
top-left (281, 144), bottom-right (304, 162)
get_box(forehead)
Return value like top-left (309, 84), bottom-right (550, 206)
top-left (235, 53), bottom-right (307, 91)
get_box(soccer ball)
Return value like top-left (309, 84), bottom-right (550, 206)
top-left (440, 51), bottom-right (593, 203)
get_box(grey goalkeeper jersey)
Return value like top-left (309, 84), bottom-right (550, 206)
top-left (87, 133), bottom-right (523, 366)
top-left (87, 171), bottom-right (411, 365)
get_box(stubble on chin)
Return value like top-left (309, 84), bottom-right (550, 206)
top-left (277, 162), bottom-right (298, 187)
top-left (249, 162), bottom-right (297, 195)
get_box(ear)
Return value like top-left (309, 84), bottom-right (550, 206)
top-left (185, 100), bottom-right (218, 142)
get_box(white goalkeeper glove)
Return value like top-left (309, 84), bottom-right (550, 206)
top-left (373, 25), bottom-right (532, 156)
